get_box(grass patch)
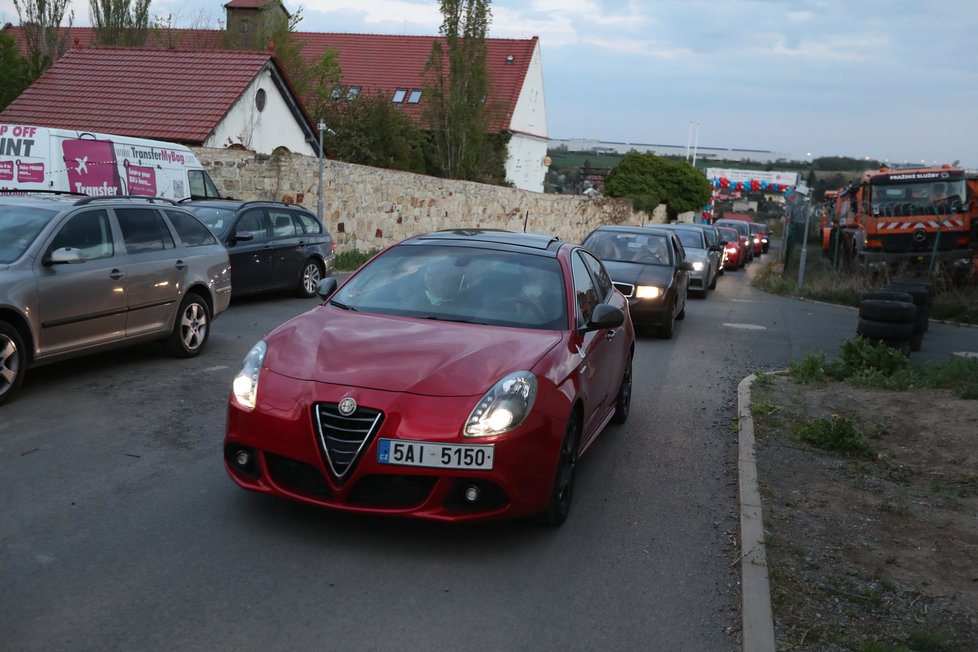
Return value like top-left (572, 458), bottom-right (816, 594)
top-left (793, 415), bottom-right (874, 456)
top-left (335, 248), bottom-right (380, 271)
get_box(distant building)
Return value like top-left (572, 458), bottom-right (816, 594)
top-left (550, 137), bottom-right (792, 164)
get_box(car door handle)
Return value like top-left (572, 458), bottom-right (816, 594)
top-left (174, 260), bottom-right (187, 270)
top-left (109, 269), bottom-right (124, 280)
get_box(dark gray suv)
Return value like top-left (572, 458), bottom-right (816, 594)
top-left (0, 193), bottom-right (232, 405)
top-left (182, 199), bottom-right (335, 298)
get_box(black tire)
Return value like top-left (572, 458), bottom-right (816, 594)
top-left (611, 353), bottom-right (632, 425)
top-left (861, 290), bottom-right (913, 304)
top-left (858, 299), bottom-right (917, 323)
top-left (163, 292), bottom-right (211, 358)
top-left (676, 297), bottom-right (686, 320)
top-left (915, 313), bottom-right (929, 334)
top-left (540, 411), bottom-right (580, 527)
top-left (891, 276), bottom-right (935, 296)
top-left (885, 283), bottom-right (931, 310)
top-left (0, 321), bottom-right (27, 406)
top-left (857, 317), bottom-right (914, 340)
top-left (297, 259), bottom-right (324, 298)
top-left (659, 301), bottom-right (675, 339)
top-left (910, 332), bottom-right (924, 352)
top-left (708, 268), bottom-right (719, 289)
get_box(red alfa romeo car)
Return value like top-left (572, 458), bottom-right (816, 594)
top-left (224, 230), bottom-right (635, 526)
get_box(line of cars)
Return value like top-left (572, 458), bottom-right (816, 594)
top-left (0, 192), bottom-right (336, 405)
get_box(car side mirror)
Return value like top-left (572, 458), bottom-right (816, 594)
top-left (584, 303), bottom-right (625, 332)
top-left (231, 232), bottom-right (254, 244)
top-left (316, 277), bottom-right (338, 300)
top-left (44, 247), bottom-right (87, 265)
top-left (678, 261), bottom-right (694, 272)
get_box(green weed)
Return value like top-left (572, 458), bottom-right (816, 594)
top-left (335, 248), bottom-right (380, 271)
top-left (793, 415), bottom-right (874, 456)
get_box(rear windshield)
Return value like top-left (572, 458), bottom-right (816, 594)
top-left (0, 205), bottom-right (59, 263)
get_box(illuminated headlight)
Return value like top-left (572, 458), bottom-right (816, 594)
top-left (726, 247), bottom-right (739, 255)
top-left (232, 340), bottom-right (267, 410)
top-left (692, 261), bottom-right (705, 271)
top-left (465, 371), bottom-right (537, 437)
top-left (635, 285), bottom-right (662, 299)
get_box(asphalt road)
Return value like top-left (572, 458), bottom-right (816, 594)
top-left (2, 258), bottom-right (975, 651)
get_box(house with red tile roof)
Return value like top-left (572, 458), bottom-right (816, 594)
top-left (2, 0), bottom-right (549, 191)
top-left (0, 46), bottom-right (319, 156)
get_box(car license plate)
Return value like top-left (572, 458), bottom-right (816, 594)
top-left (377, 439), bottom-right (494, 470)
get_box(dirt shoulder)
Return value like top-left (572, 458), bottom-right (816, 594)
top-left (751, 375), bottom-right (978, 650)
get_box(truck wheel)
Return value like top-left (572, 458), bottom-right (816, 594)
top-left (164, 292), bottom-right (210, 358)
top-left (858, 299), bottom-right (917, 323)
top-left (857, 318), bottom-right (914, 341)
top-left (0, 322), bottom-right (27, 406)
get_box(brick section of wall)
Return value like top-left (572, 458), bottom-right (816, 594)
top-left (194, 148), bottom-right (665, 252)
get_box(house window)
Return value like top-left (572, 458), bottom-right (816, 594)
top-left (255, 88), bottom-right (267, 112)
top-left (407, 89), bottom-right (422, 104)
top-left (505, 55), bottom-right (515, 65)
top-left (330, 87), bottom-right (342, 100)
top-left (347, 86), bottom-right (361, 100)
top-left (392, 88), bottom-right (407, 103)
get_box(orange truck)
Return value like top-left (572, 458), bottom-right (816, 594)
top-left (823, 164), bottom-right (975, 277)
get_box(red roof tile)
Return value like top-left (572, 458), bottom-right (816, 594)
top-left (0, 48), bottom-right (276, 144)
top-left (1, 26), bottom-right (540, 135)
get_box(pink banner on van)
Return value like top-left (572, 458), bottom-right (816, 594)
top-left (62, 138), bottom-right (122, 196)
top-left (125, 163), bottom-right (157, 196)
top-left (17, 160), bottom-right (44, 183)
top-left (0, 160), bottom-right (12, 181)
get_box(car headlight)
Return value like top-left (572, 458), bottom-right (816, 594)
top-left (692, 261), bottom-right (705, 271)
top-left (464, 371), bottom-right (537, 437)
top-left (635, 285), bottom-right (662, 299)
top-left (232, 340), bottom-right (267, 410)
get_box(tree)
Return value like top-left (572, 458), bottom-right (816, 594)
top-left (0, 32), bottom-right (32, 110)
top-left (13, 0), bottom-right (73, 78)
top-left (422, 0), bottom-right (506, 184)
top-left (321, 93), bottom-right (428, 174)
top-left (605, 152), bottom-right (713, 220)
top-left (90, 0), bottom-right (151, 46)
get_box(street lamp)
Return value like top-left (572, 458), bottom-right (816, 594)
top-left (317, 120), bottom-right (326, 221)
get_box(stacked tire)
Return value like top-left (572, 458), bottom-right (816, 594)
top-left (856, 277), bottom-right (934, 354)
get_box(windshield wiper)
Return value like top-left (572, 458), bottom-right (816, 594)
top-left (423, 315), bottom-right (486, 325)
top-left (328, 299), bottom-right (356, 311)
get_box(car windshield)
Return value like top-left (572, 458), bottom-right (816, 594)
top-left (749, 224), bottom-right (762, 234)
top-left (331, 244), bottom-right (568, 330)
top-left (718, 221), bottom-right (749, 237)
top-left (671, 229), bottom-right (705, 250)
top-left (183, 206), bottom-right (236, 236)
top-left (718, 228), bottom-right (738, 243)
top-left (870, 179), bottom-right (967, 215)
top-left (584, 231), bottom-right (673, 266)
top-left (0, 205), bottom-right (59, 263)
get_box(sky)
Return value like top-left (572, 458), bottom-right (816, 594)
top-left (3, 0), bottom-right (978, 167)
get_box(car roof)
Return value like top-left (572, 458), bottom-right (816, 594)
top-left (588, 224), bottom-right (673, 238)
top-left (180, 198), bottom-right (314, 213)
top-left (407, 229), bottom-right (563, 254)
top-left (0, 192), bottom-right (179, 210)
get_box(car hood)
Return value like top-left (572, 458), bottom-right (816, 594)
top-left (263, 307), bottom-right (563, 396)
top-left (603, 260), bottom-right (675, 287)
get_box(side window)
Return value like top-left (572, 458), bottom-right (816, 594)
top-left (672, 236), bottom-right (685, 263)
top-left (166, 209), bottom-right (218, 247)
top-left (235, 210), bottom-right (267, 241)
top-left (188, 169), bottom-right (220, 199)
top-left (295, 212), bottom-right (323, 235)
top-left (116, 208), bottom-right (175, 254)
top-left (49, 209), bottom-right (114, 260)
top-left (571, 251), bottom-right (598, 326)
top-left (269, 210), bottom-right (297, 237)
top-left (579, 250), bottom-right (611, 302)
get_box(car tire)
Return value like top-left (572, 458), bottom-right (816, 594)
top-left (611, 353), bottom-right (632, 425)
top-left (298, 259), bottom-right (323, 298)
top-left (858, 299), bottom-right (917, 323)
top-left (676, 298), bottom-right (686, 320)
top-left (659, 301), bottom-right (675, 339)
top-left (163, 292), bottom-right (211, 358)
top-left (0, 321), bottom-right (27, 406)
top-left (708, 269), bottom-right (718, 289)
top-left (856, 317), bottom-right (914, 341)
top-left (540, 410), bottom-right (580, 527)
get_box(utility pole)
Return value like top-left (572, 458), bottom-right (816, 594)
top-left (317, 119), bottom-right (326, 222)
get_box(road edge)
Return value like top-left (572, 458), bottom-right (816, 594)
top-left (737, 373), bottom-right (776, 652)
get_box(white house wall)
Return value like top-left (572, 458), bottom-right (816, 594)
top-left (505, 41), bottom-right (548, 193)
top-left (206, 69), bottom-right (315, 156)
top-left (505, 134), bottom-right (549, 194)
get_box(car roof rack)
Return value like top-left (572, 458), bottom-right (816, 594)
top-left (178, 198), bottom-right (304, 209)
top-left (0, 189), bottom-right (88, 197)
top-left (73, 195), bottom-right (179, 206)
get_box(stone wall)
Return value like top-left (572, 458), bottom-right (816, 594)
top-left (194, 148), bottom-right (665, 252)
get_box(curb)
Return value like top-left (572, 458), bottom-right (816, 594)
top-left (737, 373), bottom-right (776, 651)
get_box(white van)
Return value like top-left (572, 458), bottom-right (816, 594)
top-left (0, 123), bottom-right (221, 200)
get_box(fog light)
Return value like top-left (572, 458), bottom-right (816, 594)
top-left (463, 486), bottom-right (481, 503)
top-left (235, 450), bottom-right (251, 467)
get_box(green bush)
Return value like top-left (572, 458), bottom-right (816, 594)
top-left (335, 248), bottom-right (380, 271)
top-left (793, 415), bottom-right (874, 456)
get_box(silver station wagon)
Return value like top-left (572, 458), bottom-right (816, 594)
top-left (0, 193), bottom-right (232, 405)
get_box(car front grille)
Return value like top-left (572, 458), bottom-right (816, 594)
top-left (314, 402), bottom-right (384, 481)
top-left (265, 453), bottom-right (333, 498)
top-left (613, 282), bottom-right (634, 297)
top-left (347, 475), bottom-right (437, 508)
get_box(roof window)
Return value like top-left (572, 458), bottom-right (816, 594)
top-left (347, 86), bottom-right (361, 100)
top-left (505, 55), bottom-right (515, 64)
top-left (407, 89), bottom-right (422, 104)
top-left (392, 88), bottom-right (408, 103)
